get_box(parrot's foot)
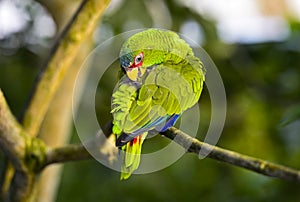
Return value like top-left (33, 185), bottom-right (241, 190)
top-left (99, 134), bottom-right (118, 165)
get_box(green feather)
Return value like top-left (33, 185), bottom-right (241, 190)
top-left (120, 133), bottom-right (147, 180)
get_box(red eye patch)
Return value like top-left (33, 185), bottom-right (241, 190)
top-left (130, 52), bottom-right (144, 68)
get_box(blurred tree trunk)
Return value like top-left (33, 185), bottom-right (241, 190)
top-left (34, 1), bottom-right (94, 201)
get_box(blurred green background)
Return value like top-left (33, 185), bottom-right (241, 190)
top-left (1, 0), bottom-right (300, 201)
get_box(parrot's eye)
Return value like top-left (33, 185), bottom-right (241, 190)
top-left (134, 52), bottom-right (144, 66)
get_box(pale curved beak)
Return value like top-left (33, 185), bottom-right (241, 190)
top-left (126, 67), bottom-right (146, 81)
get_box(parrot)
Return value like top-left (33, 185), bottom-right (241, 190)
top-left (111, 29), bottom-right (205, 180)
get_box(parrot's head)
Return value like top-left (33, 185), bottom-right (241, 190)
top-left (119, 48), bottom-right (147, 82)
top-left (119, 29), bottom-right (183, 81)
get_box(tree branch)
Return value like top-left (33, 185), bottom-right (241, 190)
top-left (0, 89), bottom-right (38, 201)
top-left (45, 122), bottom-right (114, 166)
top-left (163, 127), bottom-right (300, 183)
top-left (45, 143), bottom-right (91, 165)
top-left (0, 0), bottom-right (111, 200)
top-left (0, 89), bottom-right (27, 172)
top-left (0, 158), bottom-right (14, 200)
top-left (21, 0), bottom-right (111, 137)
top-left (44, 126), bottom-right (300, 183)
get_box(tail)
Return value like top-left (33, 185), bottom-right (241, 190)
top-left (117, 132), bottom-right (147, 180)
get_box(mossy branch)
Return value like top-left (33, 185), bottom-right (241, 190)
top-left (0, 89), bottom-right (44, 202)
top-left (0, 0), bottom-right (111, 201)
top-left (21, 0), bottom-right (110, 137)
top-left (0, 90), bottom-right (27, 172)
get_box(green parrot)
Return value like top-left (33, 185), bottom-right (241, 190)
top-left (111, 29), bottom-right (205, 180)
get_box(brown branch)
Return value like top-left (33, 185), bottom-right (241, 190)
top-left (21, 0), bottom-right (111, 137)
top-left (30, 0), bottom-right (111, 201)
top-left (44, 126), bottom-right (300, 184)
top-left (0, 89), bottom-right (37, 202)
top-left (0, 158), bottom-right (14, 200)
top-left (9, 172), bottom-right (37, 202)
top-left (163, 127), bottom-right (300, 183)
top-left (0, 89), bottom-right (27, 171)
top-left (0, 0), bottom-right (111, 200)
top-left (45, 143), bottom-right (91, 165)
top-left (45, 123), bottom-right (114, 166)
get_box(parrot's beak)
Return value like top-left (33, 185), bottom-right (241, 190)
top-left (126, 67), bottom-right (146, 81)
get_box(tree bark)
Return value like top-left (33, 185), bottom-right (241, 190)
top-left (0, 0), bottom-right (111, 201)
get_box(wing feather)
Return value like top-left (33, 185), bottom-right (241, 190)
top-left (112, 59), bottom-right (204, 141)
